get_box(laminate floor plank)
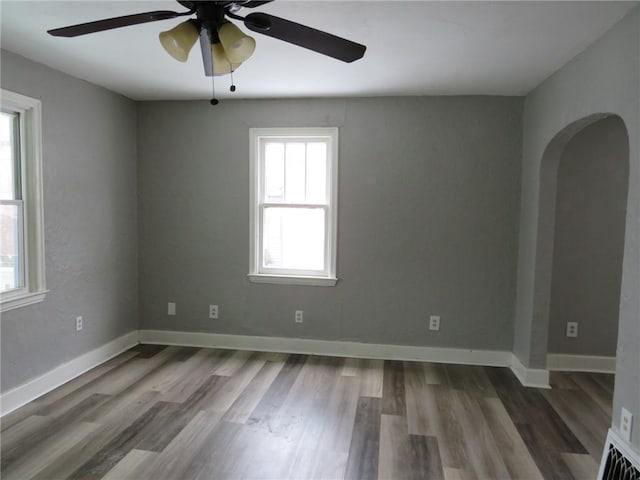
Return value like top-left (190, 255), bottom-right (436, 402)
top-left (30, 422), bottom-right (137, 480)
top-left (287, 375), bottom-right (359, 480)
top-left (211, 349), bottom-right (253, 376)
top-left (101, 449), bottom-right (158, 480)
top-left (2, 421), bottom-right (99, 480)
top-left (515, 423), bottom-right (576, 480)
top-left (561, 452), bottom-right (600, 480)
top-left (345, 396), bottom-right (382, 480)
top-left (479, 396), bottom-right (544, 479)
top-left (359, 358), bottom-right (384, 398)
top-left (443, 467), bottom-right (464, 480)
top-left (404, 364), bottom-right (433, 436)
top-left (542, 388), bottom-right (610, 458)
top-left (341, 357), bottom-right (360, 376)
top-left (178, 420), bottom-right (247, 480)
top-left (423, 362), bottom-right (447, 385)
top-left (0, 345), bottom-right (613, 480)
top-left (92, 346), bottom-right (182, 396)
top-left (567, 372), bottom-right (614, 416)
top-left (66, 401), bottom-right (180, 480)
top-left (309, 376), bottom-right (361, 479)
top-left (247, 353), bottom-right (305, 426)
top-left (382, 360), bottom-right (406, 415)
top-left (0, 402), bottom-right (41, 433)
top-left (131, 410), bottom-right (224, 480)
top-left (451, 389), bottom-right (511, 479)
top-left (378, 414), bottom-right (412, 480)
top-left (0, 414), bottom-right (50, 461)
top-left (268, 356), bottom-right (345, 478)
top-left (445, 364), bottom-right (497, 397)
top-left (223, 357), bottom-right (286, 424)
top-left (1, 393), bottom-right (111, 472)
top-left (408, 434), bottom-right (445, 480)
top-left (158, 348), bottom-right (231, 403)
top-left (205, 352), bottom-right (266, 413)
top-left (429, 386), bottom-right (471, 471)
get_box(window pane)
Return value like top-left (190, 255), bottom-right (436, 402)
top-left (263, 207), bottom-right (325, 271)
top-left (264, 143), bottom-right (284, 202)
top-left (0, 112), bottom-right (19, 201)
top-left (285, 143), bottom-right (306, 202)
top-left (0, 202), bottom-right (23, 292)
top-left (306, 142), bottom-right (327, 204)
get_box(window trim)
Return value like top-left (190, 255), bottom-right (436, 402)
top-left (1, 89), bottom-right (47, 312)
top-left (248, 127), bottom-right (338, 287)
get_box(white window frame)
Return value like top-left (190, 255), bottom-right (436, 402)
top-left (0, 89), bottom-right (47, 312)
top-left (249, 127), bottom-right (338, 287)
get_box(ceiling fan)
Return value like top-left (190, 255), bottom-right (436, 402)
top-left (48, 1), bottom-right (367, 86)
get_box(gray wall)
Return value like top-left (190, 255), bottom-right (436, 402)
top-left (514, 6), bottom-right (639, 448)
top-left (138, 97), bottom-right (523, 351)
top-left (548, 116), bottom-right (628, 356)
top-left (0, 51), bottom-right (139, 393)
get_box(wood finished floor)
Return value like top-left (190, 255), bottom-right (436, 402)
top-left (1, 345), bottom-right (613, 480)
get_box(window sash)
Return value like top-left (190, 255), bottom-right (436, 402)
top-left (258, 204), bottom-right (330, 276)
top-left (0, 110), bottom-right (22, 201)
top-left (258, 138), bottom-right (331, 207)
top-left (0, 199), bottom-right (26, 296)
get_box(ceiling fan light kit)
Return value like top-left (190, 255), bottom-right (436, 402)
top-left (47, 1), bottom-right (367, 104)
top-left (211, 42), bottom-right (242, 75)
top-left (218, 22), bottom-right (256, 64)
top-left (159, 20), bottom-right (199, 62)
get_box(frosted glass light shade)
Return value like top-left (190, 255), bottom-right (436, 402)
top-left (218, 22), bottom-right (256, 63)
top-left (159, 20), bottom-right (199, 62)
top-left (211, 42), bottom-right (242, 76)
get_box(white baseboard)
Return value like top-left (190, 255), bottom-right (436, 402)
top-left (510, 354), bottom-right (550, 388)
top-left (547, 353), bottom-right (616, 373)
top-left (140, 328), bottom-right (514, 368)
top-left (0, 330), bottom-right (139, 417)
top-left (0, 329), bottom-right (551, 417)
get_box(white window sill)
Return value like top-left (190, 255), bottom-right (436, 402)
top-left (248, 274), bottom-right (338, 287)
top-left (1, 290), bottom-right (48, 313)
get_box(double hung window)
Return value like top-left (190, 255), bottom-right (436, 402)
top-left (249, 128), bottom-right (338, 286)
top-left (0, 90), bottom-right (46, 311)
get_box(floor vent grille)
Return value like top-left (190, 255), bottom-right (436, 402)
top-left (600, 430), bottom-right (640, 480)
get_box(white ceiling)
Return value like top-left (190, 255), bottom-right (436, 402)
top-left (1, 1), bottom-right (637, 101)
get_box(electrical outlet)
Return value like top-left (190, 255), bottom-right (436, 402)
top-left (209, 304), bottom-right (219, 319)
top-left (295, 310), bottom-right (304, 323)
top-left (621, 407), bottom-right (633, 442)
top-left (75, 316), bottom-right (83, 331)
top-left (566, 321), bottom-right (578, 338)
top-left (429, 315), bottom-right (440, 331)
top-left (168, 302), bottom-right (176, 316)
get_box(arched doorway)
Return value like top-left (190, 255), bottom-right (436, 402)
top-left (546, 116), bottom-right (629, 367)
top-left (529, 113), bottom-right (629, 371)
top-left (528, 114), bottom-right (630, 467)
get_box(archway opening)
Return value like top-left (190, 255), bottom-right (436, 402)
top-left (546, 115), bottom-right (629, 366)
top-left (533, 114), bottom-right (629, 466)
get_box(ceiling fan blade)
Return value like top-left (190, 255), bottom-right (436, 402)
top-left (244, 12), bottom-right (366, 63)
top-left (47, 10), bottom-right (186, 37)
top-left (241, 1), bottom-right (274, 8)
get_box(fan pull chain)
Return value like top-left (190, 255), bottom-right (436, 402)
top-left (210, 44), bottom-right (219, 105)
top-left (230, 69), bottom-right (236, 92)
top-left (210, 74), bottom-right (219, 105)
